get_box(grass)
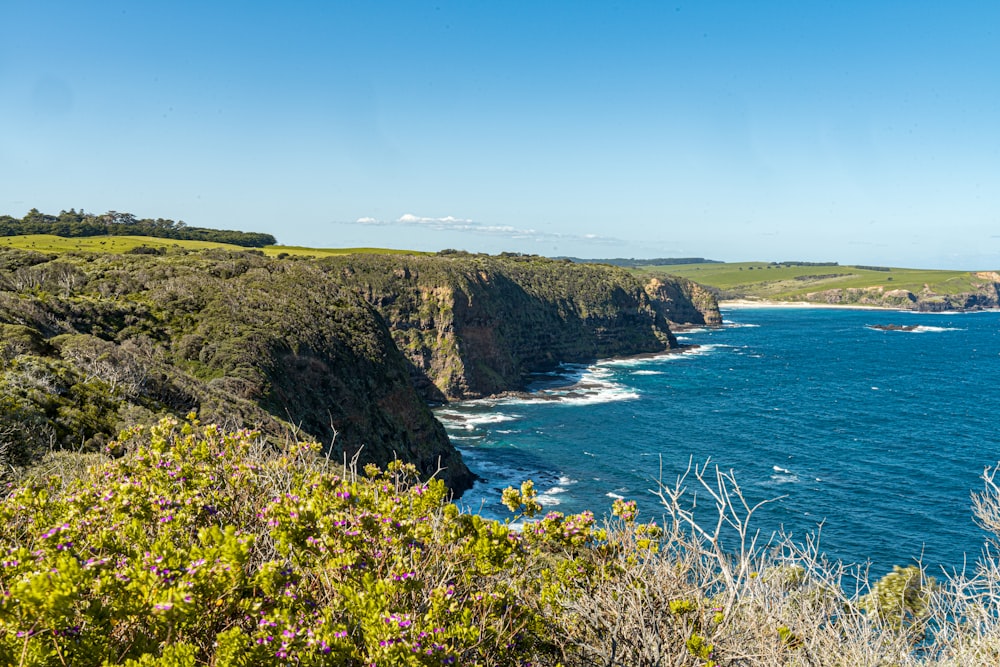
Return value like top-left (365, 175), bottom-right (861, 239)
top-left (262, 244), bottom-right (433, 258)
top-left (0, 234), bottom-right (247, 253)
top-left (0, 234), bottom-right (432, 258)
top-left (631, 261), bottom-right (986, 299)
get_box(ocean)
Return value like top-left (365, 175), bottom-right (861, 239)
top-left (436, 307), bottom-right (1000, 576)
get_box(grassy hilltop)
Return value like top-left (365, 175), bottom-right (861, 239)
top-left (0, 233), bottom-right (427, 258)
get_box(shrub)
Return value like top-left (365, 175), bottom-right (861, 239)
top-left (6, 424), bottom-right (1000, 666)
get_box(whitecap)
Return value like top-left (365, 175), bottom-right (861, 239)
top-left (633, 370), bottom-right (665, 376)
top-left (606, 492), bottom-right (625, 500)
top-left (911, 325), bottom-right (962, 333)
top-left (767, 474), bottom-right (800, 485)
top-left (495, 365), bottom-right (640, 407)
top-left (773, 465), bottom-right (793, 474)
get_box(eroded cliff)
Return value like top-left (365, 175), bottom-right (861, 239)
top-left (320, 253), bottom-right (718, 401)
top-left (643, 274), bottom-right (723, 327)
top-left (0, 248), bottom-right (474, 492)
top-left (0, 246), bottom-right (721, 493)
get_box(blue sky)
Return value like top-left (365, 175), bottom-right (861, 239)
top-left (2, 2), bottom-right (998, 268)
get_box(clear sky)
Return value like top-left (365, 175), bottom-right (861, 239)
top-left (2, 2), bottom-right (998, 269)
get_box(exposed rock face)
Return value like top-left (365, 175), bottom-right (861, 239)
top-left (0, 247), bottom-right (724, 494)
top-left (805, 283), bottom-right (1000, 311)
top-left (320, 254), bottom-right (699, 400)
top-left (0, 249), bottom-right (474, 493)
top-left (643, 275), bottom-right (723, 327)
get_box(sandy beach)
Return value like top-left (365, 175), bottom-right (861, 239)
top-left (719, 299), bottom-right (897, 311)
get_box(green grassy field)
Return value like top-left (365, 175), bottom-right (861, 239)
top-left (0, 234), bottom-right (431, 258)
top-left (3, 235), bottom-right (992, 302)
top-left (631, 261), bottom-right (989, 300)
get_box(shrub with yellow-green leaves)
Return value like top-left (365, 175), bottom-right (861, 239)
top-left (0, 418), bottom-right (612, 666)
top-left (8, 419), bottom-right (1000, 666)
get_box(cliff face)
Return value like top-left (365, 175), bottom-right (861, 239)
top-left (0, 246), bottom-right (723, 493)
top-left (0, 248), bottom-right (474, 492)
top-left (643, 275), bottom-right (723, 327)
top-left (805, 281), bottom-right (1000, 311)
top-left (321, 254), bottom-right (688, 400)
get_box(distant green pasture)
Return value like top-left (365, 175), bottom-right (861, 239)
top-left (631, 261), bottom-right (985, 299)
top-left (0, 235), bottom-right (430, 258)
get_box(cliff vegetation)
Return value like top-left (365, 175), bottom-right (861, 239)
top-left (318, 252), bottom-right (716, 400)
top-left (4, 420), bottom-right (1000, 666)
top-left (0, 242), bottom-right (720, 492)
top-left (0, 246), bottom-right (471, 492)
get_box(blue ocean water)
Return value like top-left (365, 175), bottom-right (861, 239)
top-left (437, 307), bottom-right (1000, 575)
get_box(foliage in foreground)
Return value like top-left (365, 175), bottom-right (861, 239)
top-left (4, 421), bottom-right (1000, 665)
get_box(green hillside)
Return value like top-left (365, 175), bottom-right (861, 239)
top-left (0, 234), bottom-right (429, 258)
top-left (630, 261), bottom-right (991, 301)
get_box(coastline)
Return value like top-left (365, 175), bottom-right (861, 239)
top-left (720, 298), bottom-right (899, 311)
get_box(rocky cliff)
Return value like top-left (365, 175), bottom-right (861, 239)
top-left (805, 278), bottom-right (1000, 311)
top-left (643, 274), bottom-right (723, 327)
top-left (0, 246), bottom-right (721, 493)
top-left (0, 248), bottom-right (474, 492)
top-left (319, 253), bottom-right (718, 401)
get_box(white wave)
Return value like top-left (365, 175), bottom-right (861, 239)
top-left (582, 451), bottom-right (596, 457)
top-left (773, 465), bottom-right (793, 474)
top-left (633, 370), bottom-right (665, 376)
top-left (724, 322), bottom-right (760, 329)
top-left (496, 366), bottom-right (640, 407)
top-left (867, 324), bottom-right (963, 334)
top-left (770, 475), bottom-right (800, 484)
top-left (678, 343), bottom-right (729, 357)
top-left (557, 476), bottom-right (578, 486)
top-left (605, 492), bottom-right (625, 500)
top-left (911, 325), bottom-right (962, 333)
top-left (464, 413), bottom-right (519, 426)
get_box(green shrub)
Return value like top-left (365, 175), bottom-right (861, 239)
top-left (0, 418), bottom-right (620, 666)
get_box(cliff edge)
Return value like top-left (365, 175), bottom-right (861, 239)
top-left (320, 253), bottom-right (718, 401)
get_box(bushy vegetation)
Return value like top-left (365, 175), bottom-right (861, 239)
top-left (0, 210), bottom-right (276, 248)
top-left (5, 422), bottom-right (1000, 666)
top-left (0, 247), bottom-right (470, 491)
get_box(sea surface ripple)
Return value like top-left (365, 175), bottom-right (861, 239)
top-left (436, 308), bottom-right (1000, 574)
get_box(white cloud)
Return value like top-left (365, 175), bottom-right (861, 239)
top-left (346, 213), bottom-right (620, 245)
top-left (396, 213), bottom-right (475, 226)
